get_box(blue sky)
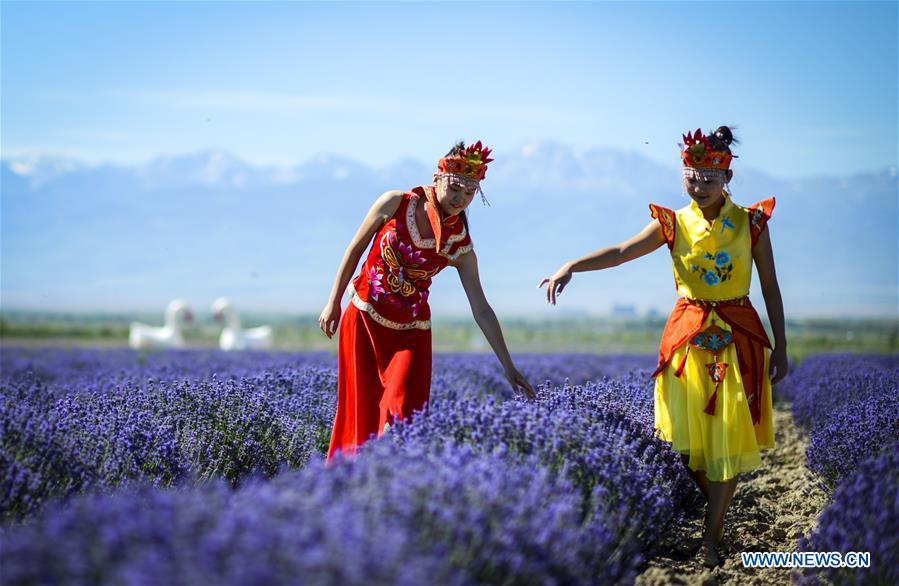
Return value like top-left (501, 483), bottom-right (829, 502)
top-left (2, 1), bottom-right (897, 179)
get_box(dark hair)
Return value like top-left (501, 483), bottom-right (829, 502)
top-left (446, 141), bottom-right (466, 157)
top-left (709, 125), bottom-right (739, 153)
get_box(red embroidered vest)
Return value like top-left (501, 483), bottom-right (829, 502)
top-left (349, 187), bottom-right (474, 330)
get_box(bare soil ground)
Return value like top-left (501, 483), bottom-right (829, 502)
top-left (636, 402), bottom-right (830, 585)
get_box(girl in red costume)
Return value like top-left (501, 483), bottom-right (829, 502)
top-left (321, 141), bottom-right (536, 463)
top-left (540, 126), bottom-right (788, 568)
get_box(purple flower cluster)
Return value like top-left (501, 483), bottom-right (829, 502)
top-left (776, 354), bottom-right (898, 584)
top-left (0, 347), bottom-right (333, 394)
top-left (1, 347), bottom-right (677, 584)
top-left (775, 354), bottom-right (899, 488)
top-left (381, 369), bottom-right (694, 558)
top-left (430, 352), bottom-right (656, 403)
top-left (1, 349), bottom-right (338, 521)
top-left (795, 443), bottom-right (899, 586)
top-left (2, 437), bottom-right (667, 586)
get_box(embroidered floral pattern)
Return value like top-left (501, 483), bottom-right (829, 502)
top-left (411, 289), bottom-right (429, 319)
top-left (748, 198), bottom-right (775, 246)
top-left (706, 360), bottom-right (728, 384)
top-left (690, 324), bottom-right (734, 353)
top-left (650, 204), bottom-right (676, 249)
top-left (350, 286), bottom-right (431, 330)
top-left (751, 207), bottom-right (766, 230)
top-left (685, 321), bottom-right (734, 416)
top-left (687, 142), bottom-right (710, 167)
top-left (351, 191), bottom-right (474, 331)
top-left (367, 267), bottom-right (385, 301)
top-left (695, 249), bottom-right (733, 286)
top-left (668, 194), bottom-right (774, 302)
top-left (380, 229), bottom-right (439, 298)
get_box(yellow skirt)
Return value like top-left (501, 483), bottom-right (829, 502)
top-left (653, 310), bottom-right (775, 482)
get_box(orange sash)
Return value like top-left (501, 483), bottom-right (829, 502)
top-left (652, 297), bottom-right (772, 424)
top-left (422, 185), bottom-right (459, 254)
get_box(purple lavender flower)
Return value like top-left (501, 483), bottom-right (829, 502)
top-left (0, 347), bottom-right (754, 584)
top-left (796, 444), bottom-right (899, 586)
top-left (776, 354), bottom-right (899, 488)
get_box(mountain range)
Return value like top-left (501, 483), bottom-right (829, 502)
top-left (2, 143), bottom-right (896, 319)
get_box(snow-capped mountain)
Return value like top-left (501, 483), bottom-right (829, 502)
top-left (2, 145), bottom-right (896, 317)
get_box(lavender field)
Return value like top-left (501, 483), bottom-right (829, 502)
top-left (1, 347), bottom-right (896, 585)
top-left (777, 354), bottom-right (899, 586)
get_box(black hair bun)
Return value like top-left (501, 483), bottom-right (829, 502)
top-left (446, 141), bottom-right (466, 157)
top-left (713, 125), bottom-right (738, 146)
top-left (705, 125), bottom-right (739, 153)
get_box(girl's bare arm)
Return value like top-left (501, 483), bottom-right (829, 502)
top-left (752, 226), bottom-right (789, 382)
top-left (454, 250), bottom-right (536, 399)
top-left (319, 190), bottom-right (404, 337)
top-left (540, 220), bottom-right (666, 305)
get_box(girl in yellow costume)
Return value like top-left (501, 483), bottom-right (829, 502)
top-left (540, 126), bottom-right (788, 568)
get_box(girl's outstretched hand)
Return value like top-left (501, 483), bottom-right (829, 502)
top-left (769, 347), bottom-right (789, 384)
top-left (538, 263), bottom-right (573, 305)
top-left (319, 300), bottom-right (341, 339)
top-left (505, 366), bottom-right (537, 400)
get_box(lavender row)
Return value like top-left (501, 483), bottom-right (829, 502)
top-left (776, 354), bottom-right (899, 585)
top-left (1, 366), bottom-right (339, 522)
top-left (1, 348), bottom-right (680, 585)
top-left (1, 437), bottom-right (669, 586)
top-left (774, 353), bottom-right (899, 488)
top-left (0, 347), bottom-right (651, 399)
top-left (1, 347), bottom-right (655, 522)
top-left (796, 443), bottom-right (899, 586)
top-left (0, 348), bottom-right (334, 396)
top-left (382, 370), bottom-right (694, 558)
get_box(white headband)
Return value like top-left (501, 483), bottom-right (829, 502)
top-left (436, 173), bottom-right (490, 206)
top-left (682, 167), bottom-right (728, 181)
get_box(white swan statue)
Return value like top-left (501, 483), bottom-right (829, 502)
top-left (129, 299), bottom-right (193, 349)
top-left (211, 297), bottom-right (273, 351)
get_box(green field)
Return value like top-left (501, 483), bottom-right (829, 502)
top-left (1, 310), bottom-right (895, 361)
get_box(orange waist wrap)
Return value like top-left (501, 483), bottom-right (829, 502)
top-left (652, 297), bottom-right (772, 425)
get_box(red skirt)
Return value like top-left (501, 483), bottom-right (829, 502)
top-left (326, 302), bottom-right (432, 463)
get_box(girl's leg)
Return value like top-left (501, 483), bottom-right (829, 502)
top-left (697, 475), bottom-right (737, 568)
top-left (681, 453), bottom-right (710, 501)
top-left (704, 475), bottom-right (739, 544)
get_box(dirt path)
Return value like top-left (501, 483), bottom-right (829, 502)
top-left (636, 401), bottom-right (830, 585)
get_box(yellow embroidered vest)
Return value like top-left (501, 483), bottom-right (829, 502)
top-left (650, 194), bottom-right (775, 301)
